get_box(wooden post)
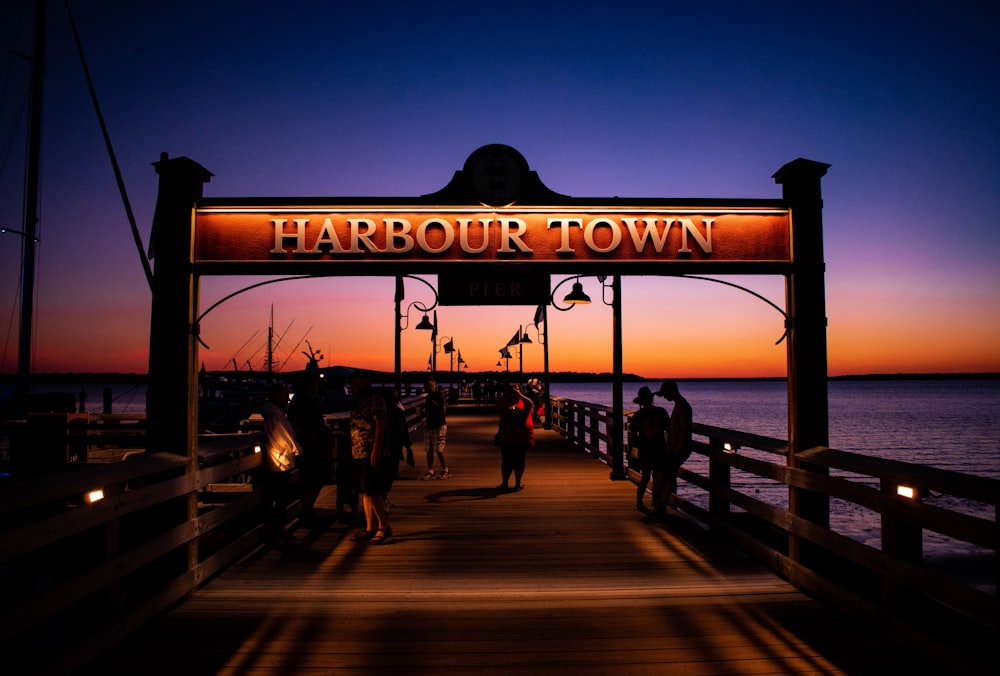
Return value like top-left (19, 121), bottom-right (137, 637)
top-left (774, 158), bottom-right (831, 567)
top-left (708, 437), bottom-right (732, 524)
top-left (146, 154), bottom-right (211, 460)
top-left (610, 274), bottom-right (627, 479)
top-left (880, 479), bottom-right (922, 563)
top-left (146, 155), bottom-right (212, 576)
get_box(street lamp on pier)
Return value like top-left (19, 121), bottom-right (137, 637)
top-left (551, 274), bottom-right (626, 479)
top-left (395, 275), bottom-right (437, 392)
top-left (520, 309), bottom-right (549, 429)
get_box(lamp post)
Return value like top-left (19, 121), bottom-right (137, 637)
top-left (497, 346), bottom-right (512, 372)
top-left (501, 327), bottom-right (528, 375)
top-left (434, 334), bottom-right (456, 379)
top-left (521, 307), bottom-right (550, 428)
top-left (551, 275), bottom-right (626, 479)
top-left (395, 275), bottom-right (437, 393)
top-left (516, 324), bottom-right (536, 374)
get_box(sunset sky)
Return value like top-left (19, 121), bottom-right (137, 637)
top-left (1, 1), bottom-right (997, 380)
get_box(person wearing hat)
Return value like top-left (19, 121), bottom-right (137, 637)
top-left (628, 385), bottom-right (670, 515)
top-left (654, 380), bottom-right (693, 517)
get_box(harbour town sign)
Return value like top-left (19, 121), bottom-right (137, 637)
top-left (195, 208), bottom-right (789, 264)
top-left (147, 143), bottom-right (831, 522)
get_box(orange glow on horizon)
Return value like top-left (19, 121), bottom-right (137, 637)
top-left (10, 274), bottom-right (999, 379)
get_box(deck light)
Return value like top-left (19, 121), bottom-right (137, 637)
top-left (896, 484), bottom-right (921, 499)
top-left (84, 488), bottom-right (105, 504)
top-left (254, 444), bottom-right (262, 454)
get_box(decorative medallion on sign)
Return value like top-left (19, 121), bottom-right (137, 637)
top-left (466, 144), bottom-right (525, 206)
top-left (425, 143), bottom-right (568, 206)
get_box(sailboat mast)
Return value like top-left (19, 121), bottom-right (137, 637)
top-left (267, 305), bottom-right (274, 375)
top-left (15, 0), bottom-right (47, 417)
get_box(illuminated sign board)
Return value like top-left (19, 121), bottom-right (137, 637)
top-left (194, 206), bottom-right (790, 269)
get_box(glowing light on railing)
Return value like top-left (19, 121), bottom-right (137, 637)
top-left (896, 485), bottom-right (916, 499)
top-left (84, 489), bottom-right (105, 504)
top-left (254, 445), bottom-right (262, 454)
top-left (723, 443), bottom-right (739, 453)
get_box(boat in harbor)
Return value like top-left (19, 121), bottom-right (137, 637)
top-left (198, 364), bottom-right (358, 429)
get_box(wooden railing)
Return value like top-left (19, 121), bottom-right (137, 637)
top-left (0, 392), bottom-right (426, 676)
top-left (548, 395), bottom-right (998, 668)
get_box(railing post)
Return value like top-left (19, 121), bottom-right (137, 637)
top-left (880, 478), bottom-right (922, 563)
top-left (589, 407), bottom-right (600, 459)
top-left (708, 437), bottom-right (732, 524)
top-left (880, 478), bottom-right (922, 614)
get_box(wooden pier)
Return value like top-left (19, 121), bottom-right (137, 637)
top-left (78, 409), bottom-right (962, 675)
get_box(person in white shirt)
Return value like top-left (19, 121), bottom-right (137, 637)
top-left (260, 383), bottom-right (302, 542)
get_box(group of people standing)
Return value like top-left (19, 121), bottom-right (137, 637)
top-left (258, 369), bottom-right (693, 545)
top-left (258, 369), bottom-right (417, 545)
top-left (628, 380), bottom-right (692, 522)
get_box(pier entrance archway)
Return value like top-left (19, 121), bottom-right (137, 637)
top-left (147, 144), bottom-right (830, 523)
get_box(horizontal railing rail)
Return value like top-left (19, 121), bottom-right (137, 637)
top-left (548, 395), bottom-right (998, 669)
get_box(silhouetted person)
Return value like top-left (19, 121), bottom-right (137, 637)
top-left (383, 388), bottom-right (413, 510)
top-left (349, 370), bottom-right (392, 543)
top-left (628, 385), bottom-right (670, 515)
top-left (654, 380), bottom-right (693, 519)
top-left (495, 383), bottom-right (534, 490)
top-left (260, 383), bottom-right (302, 543)
top-left (288, 371), bottom-right (334, 528)
top-left (422, 378), bottom-right (450, 479)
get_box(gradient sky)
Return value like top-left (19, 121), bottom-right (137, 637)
top-left (1, 1), bottom-right (998, 379)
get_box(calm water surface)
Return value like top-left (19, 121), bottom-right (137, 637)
top-left (551, 379), bottom-right (1000, 479)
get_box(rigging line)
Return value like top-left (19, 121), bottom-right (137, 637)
top-left (278, 325), bottom-right (313, 372)
top-left (1, 272), bottom-right (23, 371)
top-left (225, 329), bottom-right (261, 369)
top-left (64, 0), bottom-right (153, 291)
top-left (0, 89), bottom-right (30, 182)
top-left (270, 318), bottom-right (296, 369)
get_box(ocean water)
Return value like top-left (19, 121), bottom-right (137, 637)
top-left (551, 379), bottom-right (1000, 480)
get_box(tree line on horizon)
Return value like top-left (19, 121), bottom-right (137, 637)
top-left (2, 371), bottom-right (997, 385)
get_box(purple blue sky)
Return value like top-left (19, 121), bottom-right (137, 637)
top-left (1, 1), bottom-right (998, 378)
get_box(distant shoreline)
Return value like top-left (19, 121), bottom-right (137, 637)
top-left (2, 371), bottom-right (997, 385)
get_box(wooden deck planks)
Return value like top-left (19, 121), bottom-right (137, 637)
top-left (82, 409), bottom-right (949, 675)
